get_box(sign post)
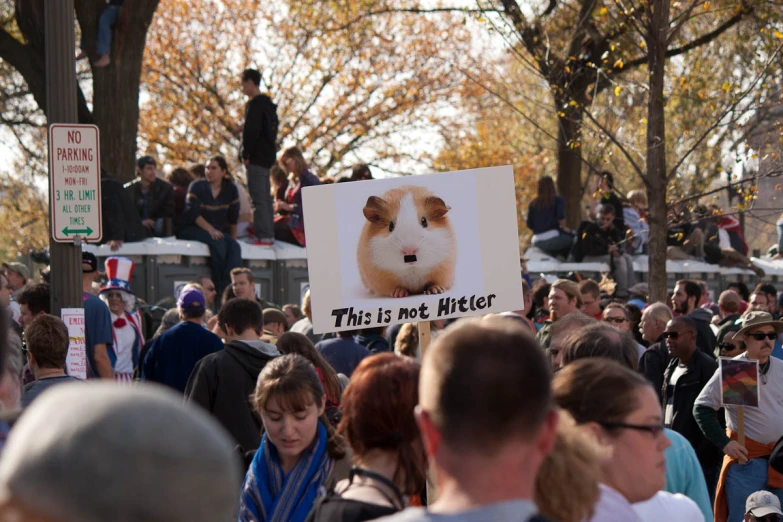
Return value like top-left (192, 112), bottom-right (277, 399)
top-left (49, 124), bottom-right (102, 243)
top-left (45, 0), bottom-right (85, 315)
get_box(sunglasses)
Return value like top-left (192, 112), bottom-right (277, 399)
top-left (747, 331), bottom-right (777, 341)
top-left (718, 342), bottom-right (739, 351)
top-left (661, 331), bottom-right (680, 339)
top-left (754, 515), bottom-right (781, 522)
top-left (604, 317), bottom-right (627, 324)
top-left (600, 421), bottom-right (665, 438)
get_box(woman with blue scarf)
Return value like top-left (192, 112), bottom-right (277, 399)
top-left (239, 354), bottom-right (350, 522)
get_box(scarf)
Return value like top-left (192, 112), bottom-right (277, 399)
top-left (238, 422), bottom-right (333, 522)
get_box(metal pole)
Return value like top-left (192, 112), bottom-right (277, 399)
top-left (46, 0), bottom-right (82, 315)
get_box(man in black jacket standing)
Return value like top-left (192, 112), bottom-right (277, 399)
top-left (185, 298), bottom-right (279, 451)
top-left (124, 156), bottom-right (176, 238)
top-left (240, 68), bottom-right (279, 247)
top-left (672, 279), bottom-right (717, 357)
top-left (662, 316), bottom-right (721, 497)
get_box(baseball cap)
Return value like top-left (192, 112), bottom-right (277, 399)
top-left (746, 490), bottom-right (783, 517)
top-left (136, 155), bottom-right (157, 169)
top-left (2, 262), bottom-right (29, 281)
top-left (82, 252), bottom-right (98, 274)
top-left (177, 288), bottom-right (205, 311)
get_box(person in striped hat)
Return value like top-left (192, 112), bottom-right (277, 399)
top-left (99, 257), bottom-right (144, 384)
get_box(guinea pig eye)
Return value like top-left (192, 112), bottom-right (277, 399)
top-left (420, 216), bottom-right (428, 228)
top-left (388, 221), bottom-right (395, 233)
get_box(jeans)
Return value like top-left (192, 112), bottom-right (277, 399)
top-left (725, 458), bottom-right (783, 522)
top-left (178, 225), bottom-right (242, 294)
top-left (533, 232), bottom-right (574, 259)
top-left (582, 253), bottom-right (637, 297)
top-left (246, 164), bottom-right (274, 240)
top-left (96, 5), bottom-right (121, 56)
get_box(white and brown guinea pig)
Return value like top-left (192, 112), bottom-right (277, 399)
top-left (357, 185), bottom-right (456, 298)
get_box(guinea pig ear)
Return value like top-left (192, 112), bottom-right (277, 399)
top-left (425, 196), bottom-right (450, 220)
top-left (363, 196), bottom-right (390, 224)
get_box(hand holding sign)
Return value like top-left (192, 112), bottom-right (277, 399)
top-left (720, 357), bottom-right (760, 452)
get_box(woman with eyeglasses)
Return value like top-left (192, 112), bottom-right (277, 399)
top-left (554, 358), bottom-right (673, 521)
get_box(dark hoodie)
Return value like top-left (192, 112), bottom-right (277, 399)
top-left (241, 94), bottom-right (279, 168)
top-left (185, 340), bottom-right (279, 451)
top-left (688, 308), bottom-right (717, 358)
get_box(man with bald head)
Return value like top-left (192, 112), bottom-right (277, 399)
top-left (662, 316), bottom-right (721, 496)
top-left (716, 290), bottom-right (742, 330)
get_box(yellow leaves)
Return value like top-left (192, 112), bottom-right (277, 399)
top-left (599, 7), bottom-right (608, 15)
top-left (703, 1), bottom-right (710, 9)
top-left (775, 30), bottom-right (783, 39)
top-left (614, 59), bottom-right (624, 69)
top-left (722, 81), bottom-right (731, 92)
top-left (614, 85), bottom-right (622, 97)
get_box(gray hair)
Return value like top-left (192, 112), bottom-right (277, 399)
top-left (643, 302), bottom-right (673, 325)
top-left (0, 383), bottom-right (240, 522)
top-left (153, 308), bottom-right (182, 339)
top-left (99, 289), bottom-right (136, 314)
top-left (550, 311), bottom-right (596, 339)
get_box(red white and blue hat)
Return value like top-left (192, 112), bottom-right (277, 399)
top-left (100, 257), bottom-right (135, 296)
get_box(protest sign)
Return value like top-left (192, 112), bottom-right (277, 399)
top-left (720, 357), bottom-right (760, 407)
top-left (720, 357), bottom-right (760, 447)
top-left (302, 166), bottom-right (524, 334)
top-left (61, 308), bottom-right (88, 380)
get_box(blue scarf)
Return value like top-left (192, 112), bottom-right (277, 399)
top-left (238, 422), bottom-right (333, 522)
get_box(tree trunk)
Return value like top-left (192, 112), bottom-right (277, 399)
top-left (645, 0), bottom-right (671, 304)
top-left (76, 0), bottom-right (160, 183)
top-left (555, 99), bottom-right (585, 230)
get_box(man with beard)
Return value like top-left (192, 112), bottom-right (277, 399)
top-left (536, 279), bottom-right (582, 349)
top-left (671, 279), bottom-right (717, 357)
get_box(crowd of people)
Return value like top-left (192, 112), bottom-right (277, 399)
top-left (2, 236), bottom-right (783, 522)
top-left (527, 172), bottom-right (765, 298)
top-left (97, 67), bottom-right (376, 297)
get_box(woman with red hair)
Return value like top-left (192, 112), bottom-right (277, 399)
top-left (307, 353), bottom-right (425, 521)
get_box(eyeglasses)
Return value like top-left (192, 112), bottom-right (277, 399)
top-left (661, 331), bottom-right (679, 339)
top-left (718, 342), bottom-right (739, 351)
top-left (604, 317), bottom-right (627, 324)
top-left (747, 331), bottom-right (777, 341)
top-left (600, 421), bottom-right (665, 438)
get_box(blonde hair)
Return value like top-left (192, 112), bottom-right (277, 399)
top-left (535, 411), bottom-right (605, 522)
top-left (279, 147), bottom-right (308, 180)
top-left (395, 323), bottom-right (419, 359)
top-left (627, 190), bottom-right (647, 208)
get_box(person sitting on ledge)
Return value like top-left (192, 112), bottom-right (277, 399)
top-left (526, 176), bottom-right (574, 260)
top-left (177, 156), bottom-right (242, 295)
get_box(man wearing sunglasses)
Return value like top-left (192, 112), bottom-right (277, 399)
top-left (695, 311), bottom-right (783, 522)
top-left (661, 317), bottom-right (721, 497)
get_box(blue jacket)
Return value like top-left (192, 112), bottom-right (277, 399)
top-left (664, 428), bottom-right (713, 521)
top-left (142, 321), bottom-right (224, 393)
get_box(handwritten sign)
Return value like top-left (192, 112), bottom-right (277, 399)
top-left (720, 357), bottom-right (760, 407)
top-left (61, 308), bottom-right (88, 380)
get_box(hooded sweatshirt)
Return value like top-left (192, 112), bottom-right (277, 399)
top-left (688, 308), bottom-right (717, 358)
top-left (185, 340), bottom-right (279, 451)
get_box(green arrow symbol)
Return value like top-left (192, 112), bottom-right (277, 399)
top-left (62, 226), bottom-right (94, 236)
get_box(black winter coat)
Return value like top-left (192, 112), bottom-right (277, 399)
top-left (124, 177), bottom-right (176, 236)
top-left (100, 169), bottom-right (145, 244)
top-left (663, 351), bottom-right (721, 468)
top-left (185, 340), bottom-right (278, 451)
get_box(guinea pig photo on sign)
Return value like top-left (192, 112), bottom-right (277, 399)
top-left (357, 185), bottom-right (457, 298)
